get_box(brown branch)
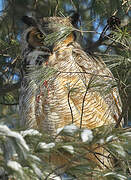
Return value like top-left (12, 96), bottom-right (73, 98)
top-left (0, 82), bottom-right (21, 96)
top-left (93, 153), bottom-right (110, 169)
top-left (0, 54), bottom-right (10, 57)
top-left (55, 0), bottom-right (59, 16)
top-left (0, 102), bottom-right (18, 105)
top-left (80, 75), bottom-right (95, 128)
top-left (68, 89), bottom-right (74, 124)
top-left (3, 56), bottom-right (19, 73)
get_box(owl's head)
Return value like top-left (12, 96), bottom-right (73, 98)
top-left (21, 13), bottom-right (79, 51)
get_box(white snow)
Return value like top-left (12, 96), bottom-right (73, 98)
top-left (122, 132), bottom-right (131, 137)
top-left (38, 142), bottom-right (55, 151)
top-left (106, 135), bottom-right (115, 142)
top-left (31, 163), bottom-right (43, 177)
top-left (45, 173), bottom-right (61, 180)
top-left (28, 154), bottom-right (41, 162)
top-left (103, 172), bottom-right (127, 180)
top-left (103, 172), bottom-right (116, 176)
top-left (0, 125), bottom-right (29, 152)
top-left (62, 145), bottom-right (74, 154)
top-left (112, 144), bottom-right (126, 157)
top-left (99, 139), bottom-right (104, 145)
top-left (63, 124), bottom-right (78, 134)
top-left (81, 129), bottom-right (93, 142)
top-left (7, 160), bottom-right (23, 175)
top-left (56, 127), bottom-right (63, 135)
top-left (20, 129), bottom-right (42, 137)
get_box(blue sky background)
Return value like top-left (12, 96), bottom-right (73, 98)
top-left (0, 0), bottom-right (106, 51)
top-left (0, 0), bottom-right (3, 14)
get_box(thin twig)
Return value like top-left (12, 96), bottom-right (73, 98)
top-left (94, 153), bottom-right (110, 169)
top-left (0, 102), bottom-right (18, 105)
top-left (74, 27), bottom-right (130, 50)
top-left (44, 164), bottom-right (66, 180)
top-left (67, 79), bottom-right (81, 124)
top-left (55, 0), bottom-right (59, 16)
top-left (58, 70), bottom-right (127, 88)
top-left (0, 54), bottom-right (10, 57)
top-left (3, 56), bottom-right (19, 73)
top-left (80, 75), bottom-right (95, 128)
top-left (67, 89), bottom-right (74, 124)
top-left (70, 0), bottom-right (77, 11)
top-left (80, 87), bottom-right (88, 129)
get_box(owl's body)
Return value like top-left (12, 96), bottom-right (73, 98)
top-left (19, 15), bottom-right (122, 170)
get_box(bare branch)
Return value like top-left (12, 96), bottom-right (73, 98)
top-left (68, 89), bottom-right (74, 124)
top-left (80, 75), bottom-right (95, 128)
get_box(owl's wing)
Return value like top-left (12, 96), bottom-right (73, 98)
top-left (72, 43), bottom-right (122, 127)
top-left (19, 77), bottom-right (38, 129)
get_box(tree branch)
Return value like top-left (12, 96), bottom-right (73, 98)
top-left (87, 34), bottom-right (109, 52)
top-left (0, 82), bottom-right (21, 96)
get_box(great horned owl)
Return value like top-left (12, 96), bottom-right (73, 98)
top-left (19, 14), bottom-right (122, 169)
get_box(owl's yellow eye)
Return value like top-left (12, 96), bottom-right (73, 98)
top-left (36, 33), bottom-right (45, 40)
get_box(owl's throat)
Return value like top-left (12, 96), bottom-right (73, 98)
top-left (53, 33), bottom-right (75, 51)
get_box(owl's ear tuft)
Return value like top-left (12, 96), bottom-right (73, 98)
top-left (70, 12), bottom-right (80, 27)
top-left (22, 16), bottom-right (36, 26)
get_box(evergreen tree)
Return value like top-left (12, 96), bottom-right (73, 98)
top-left (0, 0), bottom-right (130, 179)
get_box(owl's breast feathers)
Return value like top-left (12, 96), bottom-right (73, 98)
top-left (33, 37), bottom-right (122, 135)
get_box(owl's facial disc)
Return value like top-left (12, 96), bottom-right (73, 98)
top-left (23, 16), bottom-right (76, 50)
top-left (26, 27), bottom-right (46, 48)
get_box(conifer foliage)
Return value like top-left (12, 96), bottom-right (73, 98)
top-left (0, 0), bottom-right (130, 179)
